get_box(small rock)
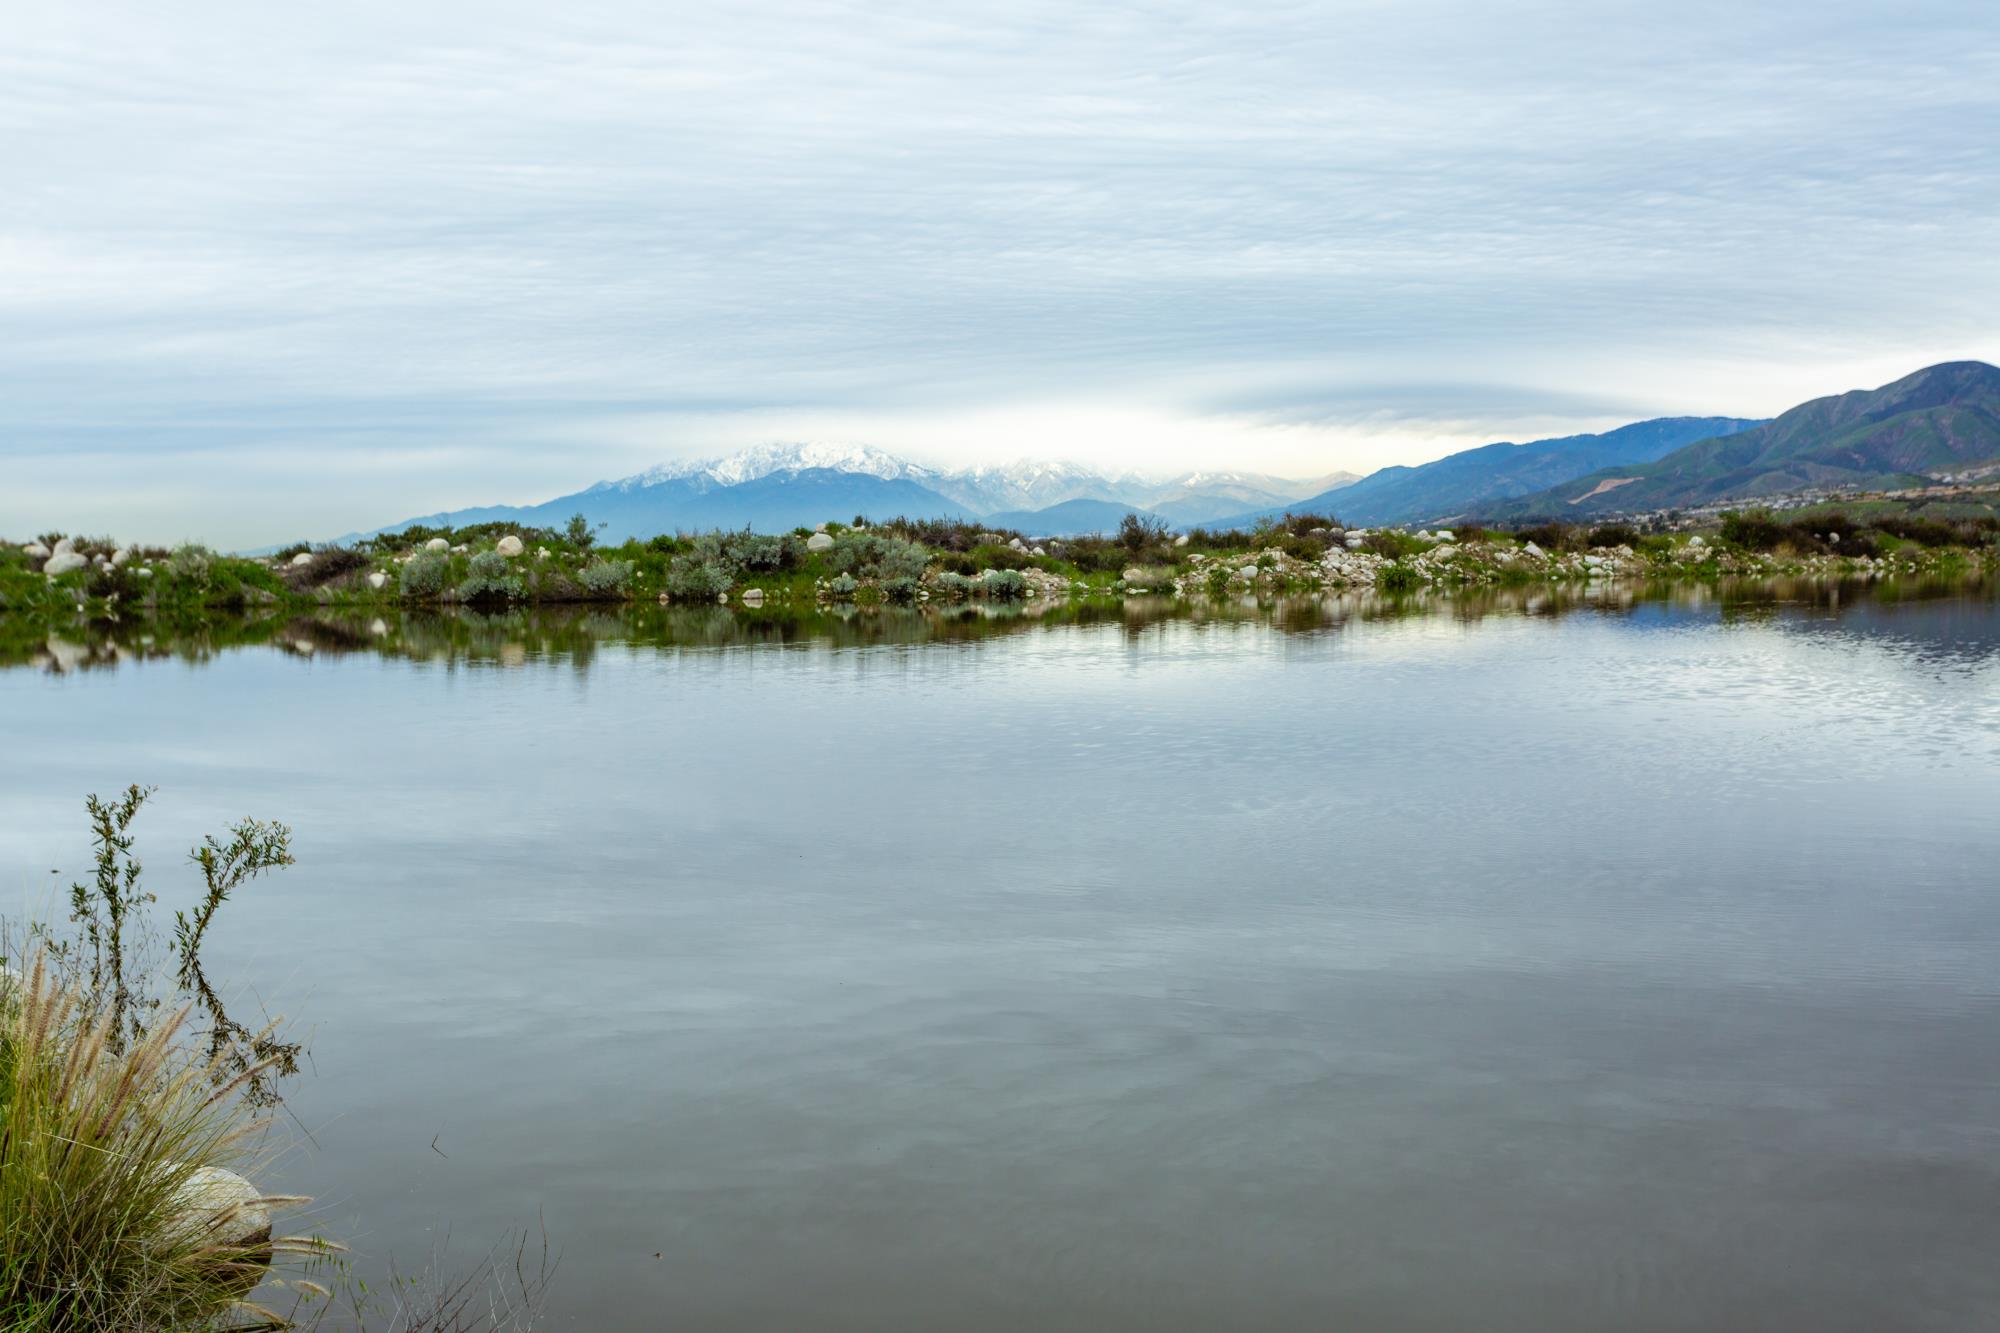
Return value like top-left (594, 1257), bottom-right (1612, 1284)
top-left (135, 567), bottom-right (153, 578)
top-left (740, 588), bottom-right (765, 605)
top-left (366, 571), bottom-right (388, 589)
top-left (1121, 567), bottom-right (1147, 584)
top-left (21, 541), bottom-right (49, 559)
top-left (290, 551), bottom-right (314, 567)
top-left (495, 535), bottom-right (524, 557)
top-left (1523, 541), bottom-right (1546, 559)
top-left (110, 547), bottom-right (131, 566)
top-left (425, 537), bottom-right (449, 552)
top-left (1174, 533), bottom-right (1190, 547)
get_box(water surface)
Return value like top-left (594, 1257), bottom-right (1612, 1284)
top-left (3, 581), bottom-right (1998, 1331)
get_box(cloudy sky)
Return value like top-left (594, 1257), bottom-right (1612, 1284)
top-left (5, 0), bottom-right (1997, 544)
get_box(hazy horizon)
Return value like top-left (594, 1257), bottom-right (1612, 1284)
top-left (5, 0), bottom-right (1997, 546)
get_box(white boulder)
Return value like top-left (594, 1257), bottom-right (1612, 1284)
top-left (52, 537), bottom-right (75, 557)
top-left (495, 535), bottom-right (524, 557)
top-left (366, 571), bottom-right (388, 589)
top-left (1523, 541), bottom-right (1546, 559)
top-left (289, 551), bottom-right (314, 567)
top-left (806, 532), bottom-right (835, 553)
top-left (425, 537), bottom-right (449, 552)
top-left (1174, 533), bottom-right (1190, 547)
top-left (21, 541), bottom-right (49, 559)
top-left (43, 551), bottom-right (88, 577)
top-left (135, 567), bottom-right (153, 578)
top-left (111, 547), bottom-right (130, 566)
top-left (1121, 567), bottom-right (1147, 584)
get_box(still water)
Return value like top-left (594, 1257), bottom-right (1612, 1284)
top-left (4, 582), bottom-right (1999, 1331)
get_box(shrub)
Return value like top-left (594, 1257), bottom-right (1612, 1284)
top-left (664, 555), bottom-right (732, 601)
top-left (967, 543), bottom-right (1028, 571)
top-left (1585, 524), bottom-right (1639, 549)
top-left (168, 544), bottom-right (213, 584)
top-left (400, 551), bottom-right (449, 599)
top-left (931, 572), bottom-right (976, 600)
top-left (1118, 512), bottom-right (1170, 553)
top-left (882, 576), bottom-right (920, 604)
top-left (825, 531), bottom-right (930, 581)
top-left (564, 512), bottom-right (596, 552)
top-left (457, 550), bottom-right (522, 603)
top-left (1718, 510), bottom-right (1787, 551)
top-left (1450, 523), bottom-right (1489, 543)
top-left (1378, 561), bottom-right (1424, 592)
top-left (1361, 530), bottom-right (1428, 559)
top-left (1181, 526), bottom-right (1255, 552)
top-left (982, 568), bottom-right (1028, 600)
top-left (828, 573), bottom-right (859, 599)
top-left (576, 559), bottom-right (634, 597)
top-left (287, 545), bottom-right (369, 588)
top-left (1512, 522), bottom-right (1580, 553)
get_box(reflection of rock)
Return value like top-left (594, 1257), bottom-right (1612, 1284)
top-left (495, 535), bottom-right (524, 557)
top-left (740, 588), bottom-right (765, 605)
top-left (499, 642), bottom-right (527, 667)
top-left (368, 619), bottom-right (389, 636)
top-left (46, 638), bottom-right (87, 672)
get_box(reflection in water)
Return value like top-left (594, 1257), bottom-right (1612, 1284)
top-left (9, 575), bottom-right (1998, 675)
top-left (4, 570), bottom-right (2000, 1331)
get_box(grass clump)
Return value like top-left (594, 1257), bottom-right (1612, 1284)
top-left (0, 959), bottom-right (306, 1332)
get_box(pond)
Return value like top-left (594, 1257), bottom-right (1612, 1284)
top-left (3, 579), bottom-right (1999, 1331)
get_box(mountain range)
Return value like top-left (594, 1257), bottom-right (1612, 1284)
top-left (350, 361), bottom-right (2000, 543)
top-left (1481, 361), bottom-right (2000, 518)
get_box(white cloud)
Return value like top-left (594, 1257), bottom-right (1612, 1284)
top-left (2, 0), bottom-right (1997, 543)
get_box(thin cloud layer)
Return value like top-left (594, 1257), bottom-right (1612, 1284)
top-left (3, 0), bottom-right (1997, 543)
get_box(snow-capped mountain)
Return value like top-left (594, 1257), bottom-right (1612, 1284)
top-left (355, 442), bottom-right (1344, 543)
top-left (590, 442), bottom-right (946, 493)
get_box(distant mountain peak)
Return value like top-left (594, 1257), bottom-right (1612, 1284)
top-left (596, 442), bottom-right (940, 492)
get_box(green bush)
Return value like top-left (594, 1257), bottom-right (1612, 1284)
top-left (1378, 561), bottom-right (1424, 592)
top-left (399, 551), bottom-right (449, 599)
top-left (1512, 522), bottom-right (1580, 553)
top-left (1718, 510), bottom-right (1787, 551)
top-left (457, 551), bottom-right (522, 603)
top-left (665, 555), bottom-right (731, 601)
top-left (982, 569), bottom-right (1028, 600)
top-left (1584, 524), bottom-right (1639, 549)
top-left (882, 576), bottom-right (920, 604)
top-left (576, 559), bottom-right (634, 597)
top-left (828, 573), bottom-right (859, 599)
top-left (168, 545), bottom-right (213, 584)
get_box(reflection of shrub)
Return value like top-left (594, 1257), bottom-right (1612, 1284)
top-left (400, 551), bottom-right (449, 599)
top-left (576, 559), bottom-right (633, 597)
top-left (982, 569), bottom-right (1027, 600)
top-left (458, 551), bottom-right (522, 603)
top-left (665, 555), bottom-right (731, 601)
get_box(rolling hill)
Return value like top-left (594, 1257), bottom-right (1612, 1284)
top-left (1484, 361), bottom-right (2000, 519)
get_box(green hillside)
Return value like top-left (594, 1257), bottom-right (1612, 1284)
top-left (1482, 361), bottom-right (2000, 519)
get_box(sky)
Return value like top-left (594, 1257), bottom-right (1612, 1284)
top-left (4, 0), bottom-right (1998, 546)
